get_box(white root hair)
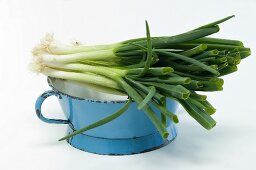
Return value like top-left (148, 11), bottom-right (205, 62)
top-left (32, 33), bottom-right (56, 56)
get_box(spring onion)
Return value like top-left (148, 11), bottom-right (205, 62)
top-left (31, 15), bottom-right (251, 141)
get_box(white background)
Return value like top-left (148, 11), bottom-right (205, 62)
top-left (0, 0), bottom-right (256, 169)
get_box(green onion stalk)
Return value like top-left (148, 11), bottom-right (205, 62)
top-left (30, 15), bottom-right (251, 141)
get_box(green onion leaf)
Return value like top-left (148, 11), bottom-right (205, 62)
top-left (156, 50), bottom-right (220, 75)
top-left (138, 86), bottom-right (156, 110)
top-left (194, 15), bottom-right (235, 30)
top-left (138, 20), bottom-right (153, 77)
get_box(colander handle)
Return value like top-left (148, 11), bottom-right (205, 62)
top-left (35, 90), bottom-right (69, 124)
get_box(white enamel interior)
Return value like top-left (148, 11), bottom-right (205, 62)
top-left (48, 78), bottom-right (128, 101)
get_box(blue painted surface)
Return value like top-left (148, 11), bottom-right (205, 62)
top-left (35, 88), bottom-right (178, 155)
top-left (67, 124), bottom-right (177, 155)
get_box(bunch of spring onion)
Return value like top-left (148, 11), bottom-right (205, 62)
top-left (30, 15), bottom-right (251, 141)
